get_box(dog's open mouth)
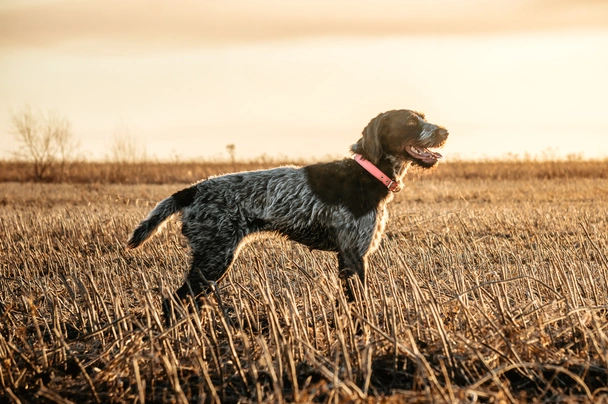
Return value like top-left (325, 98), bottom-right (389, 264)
top-left (405, 146), bottom-right (443, 164)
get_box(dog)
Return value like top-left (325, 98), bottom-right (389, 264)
top-left (127, 109), bottom-right (448, 318)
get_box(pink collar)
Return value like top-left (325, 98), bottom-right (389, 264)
top-left (353, 154), bottom-right (401, 192)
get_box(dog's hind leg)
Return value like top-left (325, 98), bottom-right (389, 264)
top-left (163, 225), bottom-right (245, 324)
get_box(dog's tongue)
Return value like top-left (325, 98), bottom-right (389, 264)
top-left (405, 146), bottom-right (443, 163)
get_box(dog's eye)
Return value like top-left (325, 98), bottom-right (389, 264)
top-left (406, 118), bottom-right (417, 126)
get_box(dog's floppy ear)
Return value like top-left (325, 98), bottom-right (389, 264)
top-left (360, 112), bottom-right (386, 164)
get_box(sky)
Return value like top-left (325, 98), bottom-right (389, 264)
top-left (1, 0), bottom-right (608, 161)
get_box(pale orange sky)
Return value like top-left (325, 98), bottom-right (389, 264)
top-left (1, 0), bottom-right (608, 160)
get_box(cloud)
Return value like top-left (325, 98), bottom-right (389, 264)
top-left (1, 0), bottom-right (607, 52)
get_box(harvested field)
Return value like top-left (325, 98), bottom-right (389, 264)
top-left (1, 161), bottom-right (608, 403)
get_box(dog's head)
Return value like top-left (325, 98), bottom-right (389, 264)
top-left (352, 109), bottom-right (449, 168)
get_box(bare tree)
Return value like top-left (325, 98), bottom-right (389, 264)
top-left (11, 106), bottom-right (78, 180)
top-left (53, 114), bottom-right (80, 176)
top-left (109, 129), bottom-right (147, 165)
top-left (107, 126), bottom-right (148, 182)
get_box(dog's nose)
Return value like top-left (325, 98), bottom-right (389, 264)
top-left (437, 128), bottom-right (449, 138)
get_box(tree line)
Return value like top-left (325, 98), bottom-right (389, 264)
top-left (8, 106), bottom-right (148, 181)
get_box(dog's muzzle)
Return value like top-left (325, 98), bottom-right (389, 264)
top-left (406, 127), bottom-right (449, 164)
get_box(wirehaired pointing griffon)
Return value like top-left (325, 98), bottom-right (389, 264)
top-left (127, 109), bottom-right (448, 316)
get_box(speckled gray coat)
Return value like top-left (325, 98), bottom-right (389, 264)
top-left (127, 109), bottom-right (449, 309)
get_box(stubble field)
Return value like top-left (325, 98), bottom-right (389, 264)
top-left (1, 161), bottom-right (608, 403)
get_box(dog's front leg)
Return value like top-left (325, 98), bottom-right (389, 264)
top-left (337, 251), bottom-right (366, 301)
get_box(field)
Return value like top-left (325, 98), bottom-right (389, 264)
top-left (1, 160), bottom-right (608, 403)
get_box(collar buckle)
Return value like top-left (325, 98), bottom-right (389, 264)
top-left (353, 153), bottom-right (401, 193)
top-left (387, 180), bottom-right (401, 192)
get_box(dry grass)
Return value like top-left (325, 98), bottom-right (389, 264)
top-left (1, 164), bottom-right (608, 403)
top-left (0, 159), bottom-right (307, 184)
top-left (1, 158), bottom-right (608, 184)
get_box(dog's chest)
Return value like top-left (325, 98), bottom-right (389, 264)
top-left (367, 202), bottom-right (389, 254)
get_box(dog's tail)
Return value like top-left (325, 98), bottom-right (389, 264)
top-left (126, 186), bottom-right (197, 250)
